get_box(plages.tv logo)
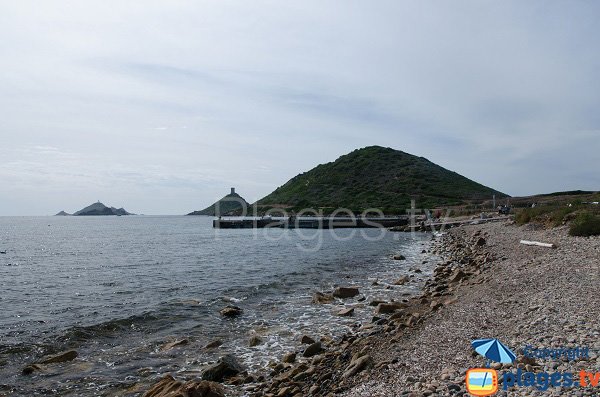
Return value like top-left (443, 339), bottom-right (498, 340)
top-left (465, 338), bottom-right (516, 396)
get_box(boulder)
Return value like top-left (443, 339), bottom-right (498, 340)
top-left (312, 292), bottom-right (334, 304)
top-left (219, 305), bottom-right (243, 318)
top-left (474, 237), bottom-right (486, 246)
top-left (392, 254), bottom-right (406, 260)
top-left (202, 355), bottom-right (244, 382)
top-left (248, 335), bottom-right (263, 347)
top-left (143, 374), bottom-right (224, 397)
top-left (337, 307), bottom-right (355, 317)
top-left (332, 286), bottom-right (359, 299)
top-left (303, 342), bottom-right (323, 357)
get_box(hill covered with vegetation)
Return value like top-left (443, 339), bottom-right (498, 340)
top-left (257, 146), bottom-right (507, 214)
top-left (188, 189), bottom-right (250, 216)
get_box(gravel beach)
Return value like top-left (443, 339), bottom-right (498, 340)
top-left (341, 221), bottom-right (600, 397)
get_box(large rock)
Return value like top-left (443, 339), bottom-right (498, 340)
top-left (393, 276), bottom-right (410, 285)
top-left (392, 254), bottom-right (406, 260)
top-left (143, 374), bottom-right (224, 397)
top-left (219, 305), bottom-right (243, 318)
top-left (202, 355), bottom-right (244, 382)
top-left (332, 286), bottom-right (359, 299)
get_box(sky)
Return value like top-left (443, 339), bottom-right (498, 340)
top-left (1, 1), bottom-right (599, 215)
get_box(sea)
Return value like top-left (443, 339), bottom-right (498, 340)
top-left (0, 215), bottom-right (436, 396)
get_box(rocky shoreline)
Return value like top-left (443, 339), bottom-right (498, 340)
top-left (140, 220), bottom-right (599, 397)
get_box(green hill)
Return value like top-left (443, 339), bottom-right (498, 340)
top-left (257, 146), bottom-right (508, 214)
top-left (188, 188), bottom-right (250, 216)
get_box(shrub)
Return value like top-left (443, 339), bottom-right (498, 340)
top-left (569, 211), bottom-right (600, 237)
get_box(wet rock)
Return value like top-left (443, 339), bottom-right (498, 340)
top-left (249, 335), bottom-right (263, 347)
top-left (312, 292), bottom-right (334, 304)
top-left (343, 354), bottom-right (372, 378)
top-left (375, 302), bottom-right (407, 314)
top-left (22, 363), bottom-right (45, 375)
top-left (303, 342), bottom-right (323, 357)
top-left (332, 286), bottom-right (359, 299)
top-left (204, 340), bottom-right (223, 349)
top-left (219, 305), bottom-right (243, 317)
top-left (38, 350), bottom-right (78, 364)
top-left (393, 254), bottom-right (406, 260)
top-left (337, 307), bottom-right (355, 316)
top-left (282, 352), bottom-right (296, 363)
top-left (143, 374), bottom-right (224, 397)
top-left (301, 335), bottom-right (316, 344)
top-left (202, 354), bottom-right (244, 382)
top-left (160, 339), bottom-right (189, 352)
top-left (393, 276), bottom-right (410, 285)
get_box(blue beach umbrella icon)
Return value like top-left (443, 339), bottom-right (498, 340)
top-left (472, 338), bottom-right (517, 365)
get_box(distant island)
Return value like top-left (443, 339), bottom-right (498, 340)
top-left (55, 202), bottom-right (133, 216)
top-left (188, 188), bottom-right (250, 216)
top-left (256, 145), bottom-right (508, 213)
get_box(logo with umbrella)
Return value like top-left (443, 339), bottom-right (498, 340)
top-left (466, 338), bottom-right (517, 396)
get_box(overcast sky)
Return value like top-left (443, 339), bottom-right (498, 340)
top-left (1, 1), bottom-right (599, 215)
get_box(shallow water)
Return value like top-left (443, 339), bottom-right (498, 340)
top-left (0, 216), bottom-right (435, 396)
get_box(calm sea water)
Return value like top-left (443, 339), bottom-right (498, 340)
top-left (0, 216), bottom-right (435, 396)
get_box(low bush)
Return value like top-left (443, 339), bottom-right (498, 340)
top-left (569, 211), bottom-right (600, 237)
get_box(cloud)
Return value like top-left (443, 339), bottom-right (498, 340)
top-left (0, 1), bottom-right (599, 215)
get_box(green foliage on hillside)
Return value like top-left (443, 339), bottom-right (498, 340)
top-left (257, 146), bottom-right (507, 214)
top-left (188, 192), bottom-right (249, 216)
